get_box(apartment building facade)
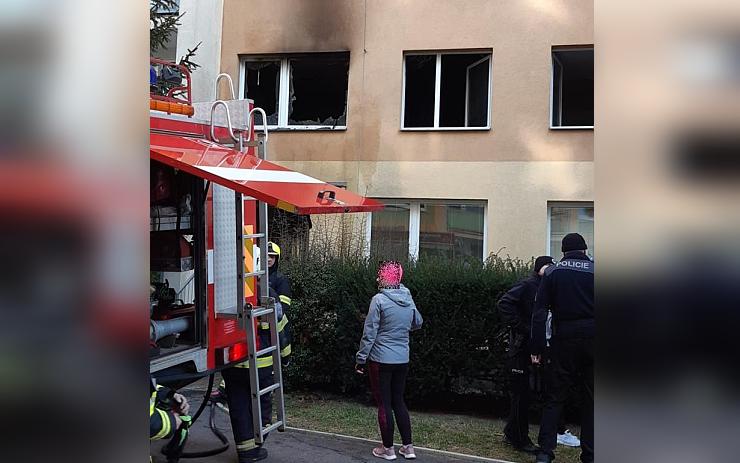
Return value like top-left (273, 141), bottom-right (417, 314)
top-left (176, 0), bottom-right (594, 260)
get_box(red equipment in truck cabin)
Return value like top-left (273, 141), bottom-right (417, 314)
top-left (150, 60), bottom-right (382, 378)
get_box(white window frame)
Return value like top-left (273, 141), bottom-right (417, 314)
top-left (549, 46), bottom-right (594, 130)
top-left (239, 55), bottom-right (349, 131)
top-left (546, 201), bottom-right (594, 256)
top-left (366, 199), bottom-right (488, 260)
top-left (401, 51), bottom-right (493, 131)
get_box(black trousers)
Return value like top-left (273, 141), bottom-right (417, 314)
top-left (504, 351), bottom-right (532, 446)
top-left (368, 361), bottom-right (412, 448)
top-left (538, 337), bottom-right (594, 463)
top-left (221, 367), bottom-right (274, 451)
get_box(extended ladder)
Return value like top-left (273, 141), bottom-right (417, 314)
top-left (209, 87), bottom-right (286, 444)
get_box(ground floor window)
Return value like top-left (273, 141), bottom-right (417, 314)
top-left (548, 202), bottom-right (594, 257)
top-left (369, 200), bottom-right (486, 261)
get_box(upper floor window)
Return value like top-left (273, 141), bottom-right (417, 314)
top-left (551, 47), bottom-right (594, 129)
top-left (240, 52), bottom-right (349, 130)
top-left (402, 51), bottom-right (492, 130)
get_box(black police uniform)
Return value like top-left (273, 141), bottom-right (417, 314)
top-left (497, 273), bottom-right (541, 449)
top-left (531, 252), bottom-right (594, 463)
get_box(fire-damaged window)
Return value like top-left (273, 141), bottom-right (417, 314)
top-left (551, 47), bottom-right (594, 128)
top-left (402, 51), bottom-right (492, 130)
top-left (241, 52), bottom-right (349, 129)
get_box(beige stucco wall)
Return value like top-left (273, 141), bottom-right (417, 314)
top-left (218, 0), bottom-right (594, 259)
top-left (281, 160), bottom-right (593, 259)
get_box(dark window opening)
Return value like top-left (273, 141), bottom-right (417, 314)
top-left (403, 55), bottom-right (436, 128)
top-left (244, 60), bottom-right (280, 126)
top-left (288, 52), bottom-right (349, 127)
top-left (552, 48), bottom-right (594, 127)
top-left (439, 53), bottom-right (489, 127)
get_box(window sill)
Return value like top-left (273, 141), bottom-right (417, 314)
top-left (400, 126), bottom-right (491, 132)
top-left (550, 126), bottom-right (594, 130)
top-left (258, 126), bottom-right (347, 132)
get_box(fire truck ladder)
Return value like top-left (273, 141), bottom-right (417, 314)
top-left (210, 93), bottom-right (285, 444)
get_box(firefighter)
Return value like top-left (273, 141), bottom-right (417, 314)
top-left (497, 255), bottom-right (555, 454)
top-left (530, 233), bottom-right (594, 463)
top-left (266, 241), bottom-right (292, 312)
top-left (150, 377), bottom-right (191, 462)
top-left (221, 286), bottom-right (292, 462)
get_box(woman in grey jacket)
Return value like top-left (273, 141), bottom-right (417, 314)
top-left (355, 261), bottom-right (423, 460)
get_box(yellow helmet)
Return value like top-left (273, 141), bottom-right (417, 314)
top-left (267, 241), bottom-right (281, 257)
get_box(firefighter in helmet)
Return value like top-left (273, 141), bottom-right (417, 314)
top-left (217, 243), bottom-right (292, 462)
top-left (266, 241), bottom-right (292, 313)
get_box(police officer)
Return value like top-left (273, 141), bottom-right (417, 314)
top-left (530, 233), bottom-right (594, 463)
top-left (498, 255), bottom-right (555, 454)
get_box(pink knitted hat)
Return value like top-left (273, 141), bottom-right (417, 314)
top-left (377, 261), bottom-right (403, 287)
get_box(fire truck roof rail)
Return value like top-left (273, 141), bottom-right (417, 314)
top-left (209, 100), bottom-right (240, 145)
top-left (214, 73), bottom-right (236, 101)
top-left (246, 107), bottom-right (269, 144)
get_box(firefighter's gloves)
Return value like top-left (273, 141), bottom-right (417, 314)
top-left (172, 393), bottom-right (190, 416)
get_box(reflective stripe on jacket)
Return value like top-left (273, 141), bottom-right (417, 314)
top-left (235, 313), bottom-right (292, 369)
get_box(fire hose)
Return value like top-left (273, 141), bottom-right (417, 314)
top-left (160, 374), bottom-right (230, 461)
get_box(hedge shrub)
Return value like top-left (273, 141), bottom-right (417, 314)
top-left (281, 255), bottom-right (531, 411)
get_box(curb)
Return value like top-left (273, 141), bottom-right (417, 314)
top-left (286, 426), bottom-right (519, 463)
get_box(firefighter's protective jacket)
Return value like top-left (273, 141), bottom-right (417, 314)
top-left (236, 287), bottom-right (292, 369)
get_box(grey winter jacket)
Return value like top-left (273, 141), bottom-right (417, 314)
top-left (355, 285), bottom-right (423, 365)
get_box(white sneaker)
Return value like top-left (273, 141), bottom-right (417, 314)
top-left (399, 444), bottom-right (417, 459)
top-left (557, 430), bottom-right (581, 447)
top-left (372, 445), bottom-right (397, 460)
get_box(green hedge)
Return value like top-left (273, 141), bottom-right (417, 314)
top-left (281, 255), bottom-right (531, 410)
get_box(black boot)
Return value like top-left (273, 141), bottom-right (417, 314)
top-left (238, 447), bottom-right (268, 462)
top-left (535, 451), bottom-right (553, 463)
top-left (504, 436), bottom-right (539, 454)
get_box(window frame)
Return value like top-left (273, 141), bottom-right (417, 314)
top-left (400, 50), bottom-right (493, 131)
top-left (366, 199), bottom-right (488, 260)
top-left (238, 54), bottom-right (349, 131)
top-left (546, 201), bottom-right (594, 256)
top-left (549, 46), bottom-right (595, 130)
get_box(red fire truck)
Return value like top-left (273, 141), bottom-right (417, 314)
top-left (149, 59), bottom-right (382, 442)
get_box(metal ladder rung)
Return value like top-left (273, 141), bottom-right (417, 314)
top-left (250, 307), bottom-right (274, 318)
top-left (258, 382), bottom-right (281, 397)
top-left (243, 233), bottom-right (265, 239)
top-left (244, 271), bottom-right (266, 278)
top-left (262, 421), bottom-right (283, 435)
top-left (254, 345), bottom-right (277, 357)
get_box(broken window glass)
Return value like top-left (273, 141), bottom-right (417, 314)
top-left (552, 48), bottom-right (594, 127)
top-left (439, 53), bottom-right (489, 127)
top-left (288, 52), bottom-right (349, 127)
top-left (403, 55), bottom-right (436, 128)
top-left (244, 60), bottom-right (280, 126)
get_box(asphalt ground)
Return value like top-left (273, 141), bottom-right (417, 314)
top-left (150, 379), bottom-right (514, 463)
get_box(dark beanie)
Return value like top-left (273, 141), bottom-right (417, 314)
top-left (534, 255), bottom-right (555, 273)
top-left (561, 233), bottom-right (588, 252)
